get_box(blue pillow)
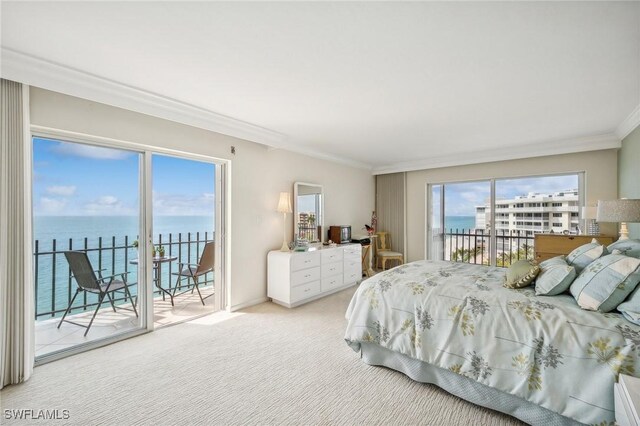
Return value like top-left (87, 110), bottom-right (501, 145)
top-left (570, 254), bottom-right (640, 312)
top-left (565, 239), bottom-right (608, 274)
top-left (535, 256), bottom-right (576, 296)
top-left (608, 239), bottom-right (640, 259)
top-left (618, 286), bottom-right (640, 325)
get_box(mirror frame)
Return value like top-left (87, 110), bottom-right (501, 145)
top-left (293, 182), bottom-right (324, 244)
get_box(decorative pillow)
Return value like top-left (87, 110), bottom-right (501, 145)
top-left (565, 239), bottom-right (608, 274)
top-left (535, 256), bottom-right (576, 296)
top-left (569, 254), bottom-right (640, 312)
top-left (504, 259), bottom-right (540, 289)
top-left (617, 285), bottom-right (640, 325)
top-left (608, 239), bottom-right (640, 259)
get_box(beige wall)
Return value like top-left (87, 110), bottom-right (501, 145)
top-left (405, 150), bottom-right (619, 262)
top-left (619, 125), bottom-right (640, 239)
top-left (29, 87), bottom-right (375, 310)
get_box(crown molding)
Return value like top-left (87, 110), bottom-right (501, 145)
top-left (372, 133), bottom-right (621, 175)
top-left (0, 47), bottom-right (372, 170)
top-left (616, 103), bottom-right (640, 140)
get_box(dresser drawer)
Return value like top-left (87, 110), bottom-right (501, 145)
top-left (344, 257), bottom-right (360, 271)
top-left (291, 266), bottom-right (321, 286)
top-left (322, 261), bottom-right (343, 277)
top-left (344, 245), bottom-right (361, 258)
top-left (321, 275), bottom-right (344, 292)
top-left (290, 252), bottom-right (321, 272)
top-left (291, 280), bottom-right (321, 302)
top-left (344, 266), bottom-right (361, 284)
top-left (321, 249), bottom-right (343, 263)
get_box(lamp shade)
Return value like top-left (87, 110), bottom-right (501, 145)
top-left (277, 192), bottom-right (292, 213)
top-left (581, 206), bottom-right (597, 220)
top-left (596, 199), bottom-right (640, 223)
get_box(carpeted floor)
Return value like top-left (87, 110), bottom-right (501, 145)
top-left (1, 286), bottom-right (522, 425)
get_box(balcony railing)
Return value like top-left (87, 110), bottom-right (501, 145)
top-left (442, 228), bottom-right (534, 267)
top-left (34, 232), bottom-right (214, 320)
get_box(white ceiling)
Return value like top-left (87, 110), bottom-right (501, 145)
top-left (2, 2), bottom-right (639, 172)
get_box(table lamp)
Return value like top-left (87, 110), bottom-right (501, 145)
top-left (277, 192), bottom-right (292, 251)
top-left (596, 199), bottom-right (640, 240)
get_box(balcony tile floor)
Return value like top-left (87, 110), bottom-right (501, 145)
top-left (35, 285), bottom-right (215, 358)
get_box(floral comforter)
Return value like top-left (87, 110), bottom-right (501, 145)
top-left (344, 260), bottom-right (640, 425)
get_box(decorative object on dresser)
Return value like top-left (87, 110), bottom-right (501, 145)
top-left (268, 244), bottom-right (362, 308)
top-left (293, 182), bottom-right (323, 243)
top-left (534, 233), bottom-right (615, 263)
top-left (597, 199), bottom-right (640, 240)
top-left (581, 205), bottom-right (599, 235)
top-left (615, 374), bottom-right (640, 426)
top-left (277, 192), bottom-right (292, 252)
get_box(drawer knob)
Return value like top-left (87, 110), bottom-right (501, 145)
top-left (304, 274), bottom-right (310, 278)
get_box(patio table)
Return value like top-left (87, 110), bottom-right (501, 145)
top-left (130, 256), bottom-right (178, 303)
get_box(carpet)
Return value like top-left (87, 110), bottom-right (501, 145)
top-left (1, 286), bottom-right (522, 425)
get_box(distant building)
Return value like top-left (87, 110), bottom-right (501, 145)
top-left (475, 189), bottom-right (579, 235)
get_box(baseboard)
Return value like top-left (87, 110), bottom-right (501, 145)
top-left (229, 297), bottom-right (268, 312)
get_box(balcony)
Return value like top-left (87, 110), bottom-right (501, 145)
top-left (441, 229), bottom-right (534, 267)
top-left (34, 232), bottom-right (216, 357)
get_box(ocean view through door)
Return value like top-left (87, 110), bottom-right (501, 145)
top-left (32, 136), bottom-right (222, 361)
top-left (32, 137), bottom-right (147, 359)
top-left (150, 154), bottom-right (218, 326)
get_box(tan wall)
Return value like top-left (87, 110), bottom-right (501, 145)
top-left (619, 125), bottom-right (640, 239)
top-left (406, 150), bottom-right (619, 262)
top-left (29, 87), bottom-right (375, 309)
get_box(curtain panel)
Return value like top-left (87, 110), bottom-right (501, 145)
top-left (0, 79), bottom-right (34, 389)
top-left (375, 172), bottom-right (407, 255)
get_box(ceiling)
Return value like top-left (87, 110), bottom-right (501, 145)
top-left (2, 2), bottom-right (639, 173)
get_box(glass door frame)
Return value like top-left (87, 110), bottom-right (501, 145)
top-left (31, 126), bottom-right (229, 364)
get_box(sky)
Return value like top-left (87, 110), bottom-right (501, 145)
top-left (441, 174), bottom-right (579, 216)
top-left (33, 137), bottom-right (215, 216)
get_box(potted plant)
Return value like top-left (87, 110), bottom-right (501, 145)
top-left (158, 245), bottom-right (166, 257)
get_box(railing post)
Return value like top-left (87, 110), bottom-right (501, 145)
top-left (68, 238), bottom-right (73, 311)
top-left (34, 240), bottom-right (39, 319)
top-left (51, 239), bottom-right (57, 318)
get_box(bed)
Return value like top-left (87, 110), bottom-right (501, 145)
top-left (344, 260), bottom-right (640, 425)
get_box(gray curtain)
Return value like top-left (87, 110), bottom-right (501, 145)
top-left (0, 79), bottom-right (34, 389)
top-left (375, 172), bottom-right (406, 254)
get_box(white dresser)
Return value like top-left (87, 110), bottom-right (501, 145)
top-left (268, 244), bottom-right (362, 308)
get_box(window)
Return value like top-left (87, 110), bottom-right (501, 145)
top-left (428, 173), bottom-right (582, 267)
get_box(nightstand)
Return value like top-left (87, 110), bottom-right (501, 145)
top-left (615, 374), bottom-right (640, 426)
top-left (534, 234), bottom-right (616, 262)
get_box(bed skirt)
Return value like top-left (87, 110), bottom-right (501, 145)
top-left (359, 343), bottom-right (584, 426)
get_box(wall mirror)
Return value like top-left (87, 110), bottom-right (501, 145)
top-left (294, 182), bottom-right (324, 243)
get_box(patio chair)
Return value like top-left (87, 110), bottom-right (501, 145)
top-left (171, 242), bottom-right (215, 306)
top-left (59, 251), bottom-right (138, 336)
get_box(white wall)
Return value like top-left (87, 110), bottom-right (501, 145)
top-left (29, 87), bottom-right (375, 310)
top-left (619, 126), bottom-right (640, 239)
top-left (405, 150), bottom-right (619, 262)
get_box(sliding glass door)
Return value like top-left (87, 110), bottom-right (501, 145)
top-left (32, 137), bottom-right (148, 359)
top-left (32, 135), bottom-right (227, 362)
top-left (427, 173), bottom-right (582, 267)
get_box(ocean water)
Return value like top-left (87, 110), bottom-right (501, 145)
top-left (444, 216), bottom-right (476, 231)
top-left (34, 216), bottom-right (214, 320)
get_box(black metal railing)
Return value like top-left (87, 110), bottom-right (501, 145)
top-left (34, 232), bottom-right (214, 320)
top-left (443, 229), bottom-right (534, 267)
